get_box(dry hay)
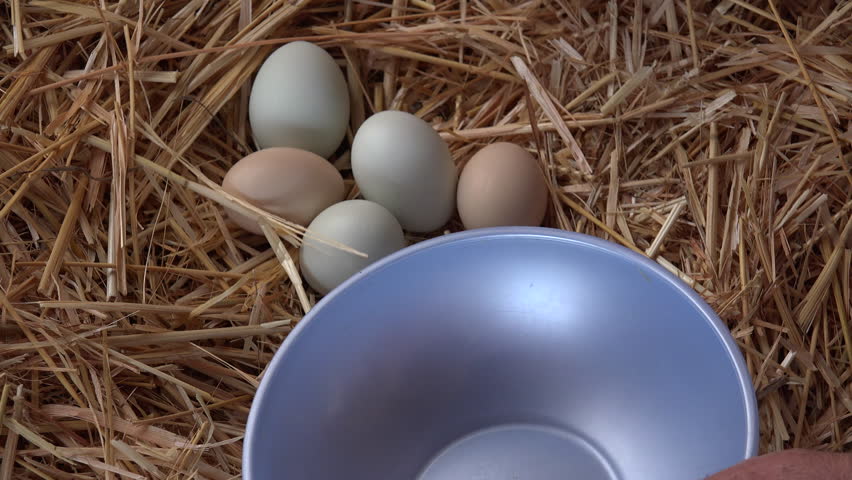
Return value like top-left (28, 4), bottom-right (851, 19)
top-left (1, 0), bottom-right (851, 478)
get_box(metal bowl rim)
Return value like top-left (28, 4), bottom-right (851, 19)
top-left (243, 227), bottom-right (759, 478)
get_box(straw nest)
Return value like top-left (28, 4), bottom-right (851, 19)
top-left (1, 0), bottom-right (850, 477)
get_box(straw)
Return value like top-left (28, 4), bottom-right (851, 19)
top-left (1, 1), bottom-right (851, 475)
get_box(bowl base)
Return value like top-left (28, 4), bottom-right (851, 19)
top-left (418, 424), bottom-right (618, 480)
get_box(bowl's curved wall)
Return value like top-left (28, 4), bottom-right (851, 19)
top-left (245, 228), bottom-right (758, 480)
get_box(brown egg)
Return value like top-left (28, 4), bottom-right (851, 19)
top-left (222, 147), bottom-right (344, 234)
top-left (457, 142), bottom-right (548, 229)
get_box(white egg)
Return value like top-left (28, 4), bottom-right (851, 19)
top-left (249, 41), bottom-right (350, 158)
top-left (300, 200), bottom-right (406, 294)
top-left (351, 111), bottom-right (457, 232)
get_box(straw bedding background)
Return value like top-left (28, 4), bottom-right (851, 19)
top-left (0, 0), bottom-right (850, 477)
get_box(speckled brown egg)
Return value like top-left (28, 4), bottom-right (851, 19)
top-left (456, 142), bottom-right (548, 230)
top-left (222, 147), bottom-right (344, 234)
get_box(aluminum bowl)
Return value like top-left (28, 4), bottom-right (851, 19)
top-left (244, 228), bottom-right (758, 480)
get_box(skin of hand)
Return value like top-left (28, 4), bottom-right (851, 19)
top-left (707, 449), bottom-right (852, 480)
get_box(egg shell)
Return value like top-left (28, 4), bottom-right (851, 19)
top-left (249, 41), bottom-right (350, 158)
top-left (222, 148), bottom-right (344, 234)
top-left (457, 142), bottom-right (548, 229)
top-left (300, 200), bottom-right (406, 294)
top-left (351, 111), bottom-right (457, 233)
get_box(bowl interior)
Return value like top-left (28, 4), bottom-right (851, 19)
top-left (245, 229), bottom-right (756, 480)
